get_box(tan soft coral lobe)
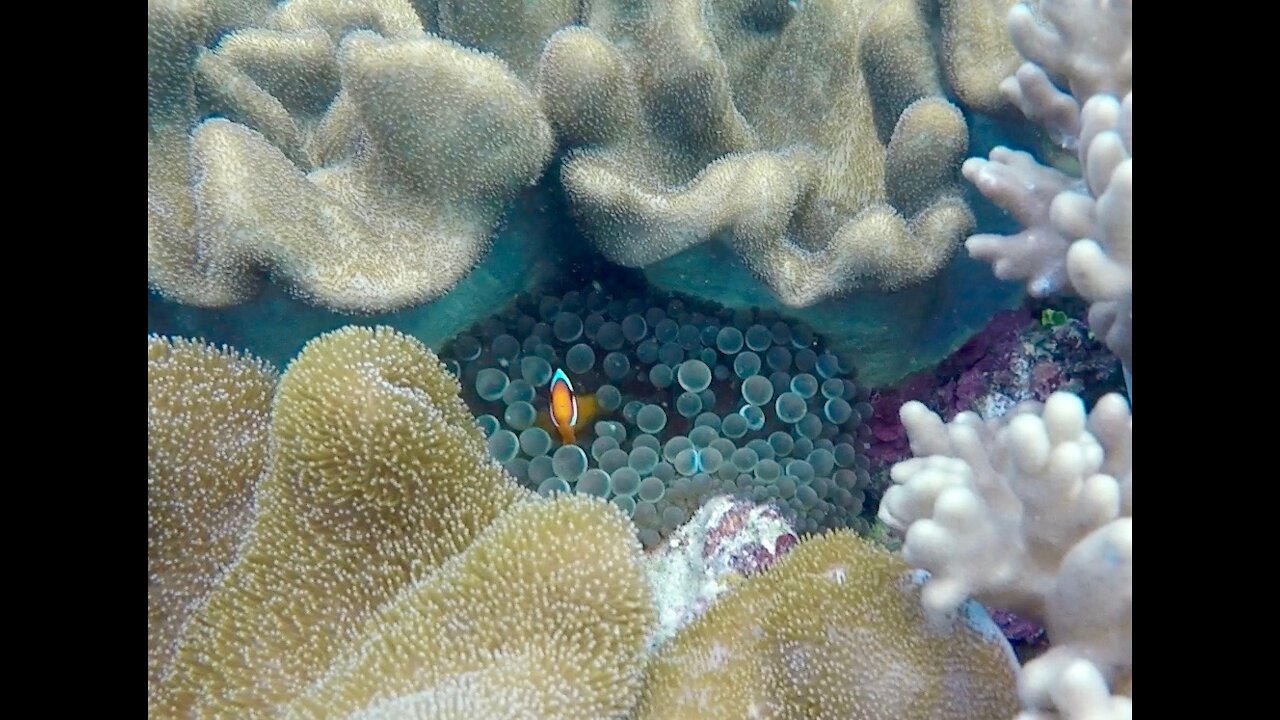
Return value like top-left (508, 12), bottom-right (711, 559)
top-left (636, 530), bottom-right (1020, 719)
top-left (284, 496), bottom-right (654, 719)
top-left (147, 336), bottom-right (277, 693)
top-left (157, 326), bottom-right (529, 715)
top-left (148, 0), bottom-right (555, 313)
top-left (538, 0), bottom-right (975, 307)
top-left (152, 327), bottom-right (660, 720)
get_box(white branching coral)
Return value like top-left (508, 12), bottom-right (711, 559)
top-left (881, 392), bottom-right (1131, 720)
top-left (962, 0), bottom-right (1132, 372)
top-left (898, 3), bottom-right (1134, 717)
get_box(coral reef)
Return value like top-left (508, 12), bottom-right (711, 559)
top-left (962, 0), bottom-right (1132, 373)
top-left (636, 529), bottom-right (1020, 719)
top-left (150, 326), bottom-right (1024, 718)
top-left (540, 0), bottom-right (975, 307)
top-left (147, 0), bottom-right (1139, 716)
top-left (149, 327), bottom-right (653, 717)
top-left (441, 281), bottom-right (877, 547)
top-left (882, 2), bottom-right (1134, 717)
top-left (881, 393), bottom-right (1131, 719)
top-left (147, 336), bottom-right (277, 688)
top-left (148, 0), bottom-right (554, 313)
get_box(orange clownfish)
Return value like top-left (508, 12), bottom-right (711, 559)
top-left (542, 368), bottom-right (597, 445)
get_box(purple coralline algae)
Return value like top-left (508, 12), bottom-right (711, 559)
top-left (867, 302), bottom-right (1123, 474)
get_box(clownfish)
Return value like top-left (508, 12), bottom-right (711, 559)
top-left (541, 368), bottom-right (598, 445)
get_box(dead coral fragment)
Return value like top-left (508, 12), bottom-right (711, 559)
top-left (644, 495), bottom-right (799, 653)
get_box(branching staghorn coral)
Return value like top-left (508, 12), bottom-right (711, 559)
top-left (148, 0), bottom-right (554, 314)
top-left (150, 325), bottom-right (656, 718)
top-left (636, 529), bottom-right (1020, 719)
top-left (147, 336), bottom-right (277, 692)
top-left (538, 0), bottom-right (975, 308)
top-left (962, 0), bottom-right (1132, 372)
top-left (880, 392), bottom-right (1131, 719)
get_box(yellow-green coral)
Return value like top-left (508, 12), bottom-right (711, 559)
top-left (149, 326), bottom-right (1021, 719)
top-left (538, 0), bottom-right (974, 307)
top-left (156, 326), bottom-right (530, 715)
top-left (635, 530), bottom-right (1020, 719)
top-left (151, 326), bottom-right (658, 719)
top-left (147, 336), bottom-right (277, 692)
top-left (284, 496), bottom-right (654, 719)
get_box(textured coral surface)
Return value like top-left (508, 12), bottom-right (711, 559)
top-left (149, 0), bottom-right (553, 313)
top-left (541, 0), bottom-right (977, 307)
top-left (149, 327), bottom-right (653, 718)
top-left (637, 530), bottom-right (1019, 719)
top-left (150, 326), bottom-right (1022, 719)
